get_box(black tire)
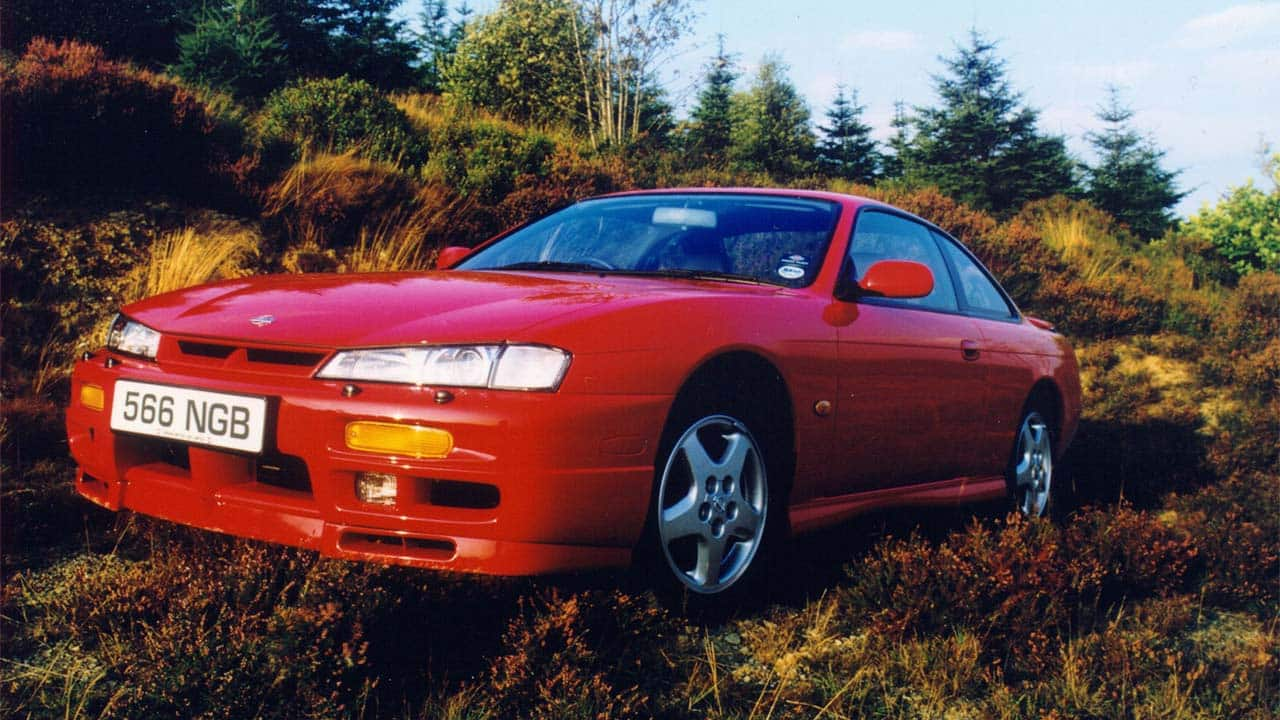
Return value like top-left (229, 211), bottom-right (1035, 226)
top-left (1006, 407), bottom-right (1067, 518)
top-left (637, 393), bottom-right (790, 613)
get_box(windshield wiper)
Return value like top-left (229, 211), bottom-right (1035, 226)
top-left (639, 269), bottom-right (772, 286)
top-left (490, 261), bottom-right (608, 273)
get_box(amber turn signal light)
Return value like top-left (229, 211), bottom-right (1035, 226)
top-left (80, 384), bottom-right (105, 412)
top-left (344, 422), bottom-right (454, 459)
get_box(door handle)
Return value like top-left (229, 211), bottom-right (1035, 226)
top-left (961, 340), bottom-right (981, 361)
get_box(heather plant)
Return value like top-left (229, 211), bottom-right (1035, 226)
top-left (0, 39), bottom-right (253, 202)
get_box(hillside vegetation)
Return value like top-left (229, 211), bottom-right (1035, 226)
top-left (1, 38), bottom-right (1277, 719)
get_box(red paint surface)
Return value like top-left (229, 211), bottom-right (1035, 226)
top-left (66, 189), bottom-right (1081, 574)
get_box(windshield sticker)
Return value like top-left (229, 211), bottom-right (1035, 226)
top-left (777, 264), bottom-right (806, 280)
top-left (782, 254), bottom-right (809, 266)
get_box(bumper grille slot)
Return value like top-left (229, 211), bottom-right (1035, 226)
top-left (339, 532), bottom-right (456, 561)
top-left (429, 479), bottom-right (500, 509)
top-left (178, 341), bottom-right (235, 359)
top-left (255, 454), bottom-right (312, 494)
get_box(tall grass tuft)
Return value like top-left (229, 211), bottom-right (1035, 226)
top-left (1039, 209), bottom-right (1125, 284)
top-left (131, 225), bottom-right (261, 300)
top-left (342, 185), bottom-right (472, 273)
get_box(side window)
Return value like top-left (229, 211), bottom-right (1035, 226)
top-left (935, 232), bottom-right (1015, 318)
top-left (848, 211), bottom-right (957, 312)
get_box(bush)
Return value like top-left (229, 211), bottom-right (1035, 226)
top-left (2, 546), bottom-right (376, 719)
top-left (0, 206), bottom-right (154, 393)
top-left (422, 115), bottom-right (556, 202)
top-left (0, 38), bottom-right (253, 203)
top-left (260, 76), bottom-right (423, 165)
top-left (483, 589), bottom-right (671, 719)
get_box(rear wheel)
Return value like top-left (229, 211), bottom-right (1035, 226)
top-left (1010, 410), bottom-right (1054, 517)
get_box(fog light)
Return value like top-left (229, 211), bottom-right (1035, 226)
top-left (345, 421), bottom-right (453, 458)
top-left (355, 472), bottom-right (398, 505)
top-left (80, 384), bottom-right (105, 412)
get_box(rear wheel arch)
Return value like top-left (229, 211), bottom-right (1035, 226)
top-left (1023, 379), bottom-right (1064, 446)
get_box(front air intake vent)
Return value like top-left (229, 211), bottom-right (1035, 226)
top-left (178, 341), bottom-right (235, 359)
top-left (246, 348), bottom-right (325, 367)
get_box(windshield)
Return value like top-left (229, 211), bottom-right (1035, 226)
top-left (456, 193), bottom-right (842, 288)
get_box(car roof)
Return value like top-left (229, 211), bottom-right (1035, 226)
top-left (591, 186), bottom-right (888, 209)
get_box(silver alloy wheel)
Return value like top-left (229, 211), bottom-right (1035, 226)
top-left (656, 414), bottom-right (768, 594)
top-left (1014, 411), bottom-right (1053, 517)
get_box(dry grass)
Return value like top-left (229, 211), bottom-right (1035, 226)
top-left (341, 184), bottom-right (471, 273)
top-left (129, 224), bottom-right (260, 301)
top-left (1040, 209), bottom-right (1126, 284)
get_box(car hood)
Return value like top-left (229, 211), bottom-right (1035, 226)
top-left (123, 270), bottom-right (771, 348)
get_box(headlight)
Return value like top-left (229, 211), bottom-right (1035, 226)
top-left (316, 344), bottom-right (570, 391)
top-left (106, 314), bottom-right (162, 359)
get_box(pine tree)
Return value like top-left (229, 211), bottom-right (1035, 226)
top-left (685, 36), bottom-right (738, 167)
top-left (1083, 86), bottom-right (1186, 239)
top-left (880, 100), bottom-right (911, 180)
top-left (902, 30), bottom-right (1077, 214)
top-left (173, 0), bottom-right (285, 98)
top-left (817, 85), bottom-right (881, 183)
top-left (418, 1), bottom-right (470, 92)
top-left (729, 55), bottom-right (815, 179)
top-left (331, 0), bottom-right (421, 90)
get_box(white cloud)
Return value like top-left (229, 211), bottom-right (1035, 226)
top-left (1174, 2), bottom-right (1280, 49)
top-left (840, 30), bottom-right (923, 52)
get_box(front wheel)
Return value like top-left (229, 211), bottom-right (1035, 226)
top-left (654, 413), bottom-right (770, 595)
top-left (1010, 410), bottom-right (1054, 517)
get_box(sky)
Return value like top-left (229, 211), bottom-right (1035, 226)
top-left (404, 0), bottom-right (1280, 217)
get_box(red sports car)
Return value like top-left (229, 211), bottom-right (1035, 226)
top-left (67, 189), bottom-right (1080, 596)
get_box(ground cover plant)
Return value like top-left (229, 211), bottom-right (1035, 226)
top-left (2, 35), bottom-right (1277, 719)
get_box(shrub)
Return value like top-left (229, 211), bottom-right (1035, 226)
top-left (1063, 504), bottom-right (1198, 605)
top-left (484, 589), bottom-right (671, 719)
top-left (1170, 475), bottom-right (1280, 611)
top-left (842, 514), bottom-right (1069, 675)
top-left (1185, 175), bottom-right (1280, 277)
top-left (0, 38), bottom-right (253, 203)
top-left (0, 206), bottom-right (154, 393)
top-left (260, 76), bottom-right (423, 165)
top-left (422, 115), bottom-right (556, 202)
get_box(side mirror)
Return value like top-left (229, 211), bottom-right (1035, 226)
top-left (857, 260), bottom-right (934, 299)
top-left (435, 246), bottom-right (472, 269)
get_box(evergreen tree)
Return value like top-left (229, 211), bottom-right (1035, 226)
top-left (418, 1), bottom-right (471, 92)
top-left (902, 30), bottom-right (1077, 214)
top-left (3, 0), bottom-right (195, 66)
top-left (257, 0), bottom-right (343, 77)
top-left (880, 100), bottom-right (911, 180)
top-left (729, 55), bottom-right (815, 179)
top-left (1083, 86), bottom-right (1187, 239)
top-left (817, 85), bottom-right (881, 183)
top-left (331, 0), bottom-right (421, 90)
top-left (684, 35), bottom-right (737, 166)
top-left (173, 0), bottom-right (285, 98)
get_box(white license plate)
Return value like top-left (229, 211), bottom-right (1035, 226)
top-left (110, 380), bottom-right (267, 453)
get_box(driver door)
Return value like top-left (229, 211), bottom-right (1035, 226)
top-left (826, 210), bottom-right (988, 495)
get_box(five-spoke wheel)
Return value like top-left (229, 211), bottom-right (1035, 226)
top-left (1012, 410), bottom-right (1053, 517)
top-left (655, 414), bottom-right (768, 594)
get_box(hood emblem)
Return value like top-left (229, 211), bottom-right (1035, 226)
top-left (249, 314), bottom-right (276, 327)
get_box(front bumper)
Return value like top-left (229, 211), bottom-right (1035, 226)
top-left (66, 350), bottom-right (668, 575)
